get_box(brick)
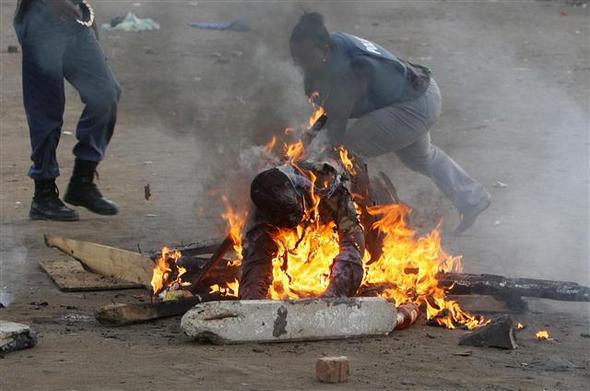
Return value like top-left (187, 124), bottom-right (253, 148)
top-left (316, 356), bottom-right (350, 383)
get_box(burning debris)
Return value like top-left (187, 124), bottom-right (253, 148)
top-left (536, 329), bottom-right (552, 341)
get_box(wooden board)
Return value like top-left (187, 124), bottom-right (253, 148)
top-left (44, 235), bottom-right (154, 286)
top-left (39, 259), bottom-right (144, 292)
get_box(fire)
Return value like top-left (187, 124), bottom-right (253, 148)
top-left (221, 196), bottom-right (248, 267)
top-left (220, 132), bottom-right (487, 328)
top-left (517, 322), bottom-right (526, 330)
top-left (151, 246), bottom-right (185, 296)
top-left (308, 92), bottom-right (326, 129)
top-left (338, 146), bottom-right (357, 176)
top-left (150, 100), bottom-right (488, 331)
top-left (210, 279), bottom-right (239, 297)
top-left (536, 329), bottom-right (551, 340)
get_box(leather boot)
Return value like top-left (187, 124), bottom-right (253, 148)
top-left (64, 159), bottom-right (118, 216)
top-left (30, 179), bottom-right (79, 221)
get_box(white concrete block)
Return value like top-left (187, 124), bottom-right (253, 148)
top-left (0, 320), bottom-right (37, 353)
top-left (181, 297), bottom-right (396, 344)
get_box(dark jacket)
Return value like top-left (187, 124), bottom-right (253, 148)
top-left (305, 32), bottom-right (431, 119)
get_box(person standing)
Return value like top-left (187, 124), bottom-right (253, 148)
top-left (289, 12), bottom-right (491, 234)
top-left (14, 0), bottom-right (120, 221)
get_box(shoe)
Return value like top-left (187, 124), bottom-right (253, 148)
top-left (30, 179), bottom-right (79, 221)
top-left (454, 192), bottom-right (492, 235)
top-left (64, 159), bottom-right (118, 216)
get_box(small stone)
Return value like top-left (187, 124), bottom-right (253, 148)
top-left (316, 356), bottom-right (349, 383)
top-left (0, 321), bottom-right (37, 353)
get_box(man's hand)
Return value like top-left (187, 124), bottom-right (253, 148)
top-left (47, 0), bottom-right (82, 22)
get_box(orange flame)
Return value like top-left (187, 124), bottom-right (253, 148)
top-left (308, 91), bottom-right (326, 129)
top-left (536, 329), bottom-right (551, 340)
top-left (151, 246), bottom-right (185, 296)
top-left (209, 279), bottom-right (239, 297)
top-left (220, 141), bottom-right (487, 329)
top-left (221, 196), bottom-right (248, 267)
top-left (338, 146), bottom-right (357, 176)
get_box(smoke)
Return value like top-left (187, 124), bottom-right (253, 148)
top-left (0, 226), bottom-right (28, 307)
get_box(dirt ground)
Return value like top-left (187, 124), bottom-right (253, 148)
top-left (1, 0), bottom-right (589, 390)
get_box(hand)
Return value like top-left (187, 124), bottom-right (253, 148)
top-left (47, 0), bottom-right (82, 22)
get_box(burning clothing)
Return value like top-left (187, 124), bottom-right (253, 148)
top-left (14, 0), bottom-right (120, 180)
top-left (239, 159), bottom-right (365, 299)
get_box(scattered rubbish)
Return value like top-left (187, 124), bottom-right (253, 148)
top-left (453, 350), bottom-right (472, 357)
top-left (458, 315), bottom-right (518, 350)
top-left (144, 46), bottom-right (155, 55)
top-left (146, 214), bottom-right (159, 218)
top-left (189, 17), bottom-right (250, 32)
top-left (516, 322), bottom-right (526, 330)
top-left (231, 50), bottom-right (243, 57)
top-left (102, 13), bottom-right (160, 32)
top-left (133, 2), bottom-right (142, 6)
top-left (62, 131), bottom-right (73, 136)
top-left (0, 321), bottom-right (37, 353)
top-left (188, 1), bottom-right (199, 5)
top-left (7, 45), bottom-right (19, 53)
top-left (0, 303), bottom-right (5, 309)
top-left (493, 180), bottom-right (508, 188)
top-left (142, 161), bottom-right (152, 165)
top-left (560, 11), bottom-right (568, 16)
top-left (580, 333), bottom-right (590, 338)
top-left (144, 184), bottom-right (151, 201)
top-left (494, 220), bottom-right (501, 226)
top-left (316, 356), bottom-right (349, 384)
top-left (193, 77), bottom-right (202, 82)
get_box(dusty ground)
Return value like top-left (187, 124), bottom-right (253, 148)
top-left (1, 0), bottom-right (589, 390)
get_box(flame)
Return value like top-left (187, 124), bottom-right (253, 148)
top-left (150, 246), bottom-right (185, 296)
top-left (308, 92), bottom-right (326, 129)
top-left (210, 279), bottom-right (239, 297)
top-left (150, 102), bottom-right (489, 331)
top-left (536, 329), bottom-right (551, 340)
top-left (220, 140), bottom-right (487, 329)
top-left (264, 135), bottom-right (277, 153)
top-left (221, 196), bottom-right (248, 267)
top-left (338, 146), bottom-right (357, 176)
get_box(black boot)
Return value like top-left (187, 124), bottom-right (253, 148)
top-left (64, 159), bottom-right (118, 216)
top-left (30, 179), bottom-right (79, 221)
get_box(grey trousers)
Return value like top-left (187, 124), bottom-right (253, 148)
top-left (344, 80), bottom-right (488, 213)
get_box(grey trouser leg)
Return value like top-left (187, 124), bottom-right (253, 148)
top-left (344, 80), bottom-right (488, 213)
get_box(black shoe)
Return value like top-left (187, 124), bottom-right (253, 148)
top-left (454, 192), bottom-right (492, 235)
top-left (64, 159), bottom-right (119, 216)
top-left (30, 180), bottom-right (79, 221)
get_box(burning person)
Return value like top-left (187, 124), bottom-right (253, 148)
top-left (239, 156), bottom-right (365, 299)
top-left (13, 0), bottom-right (120, 221)
top-left (289, 12), bottom-right (491, 234)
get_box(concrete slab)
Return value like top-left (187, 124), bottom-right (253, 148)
top-left (181, 297), bottom-right (396, 344)
top-left (0, 320), bottom-right (37, 353)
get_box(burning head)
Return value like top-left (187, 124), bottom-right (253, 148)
top-left (250, 167), bottom-right (305, 229)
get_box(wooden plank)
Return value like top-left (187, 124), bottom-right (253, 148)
top-left (44, 235), bottom-right (154, 287)
top-left (95, 294), bottom-right (229, 327)
top-left (39, 259), bottom-right (143, 292)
